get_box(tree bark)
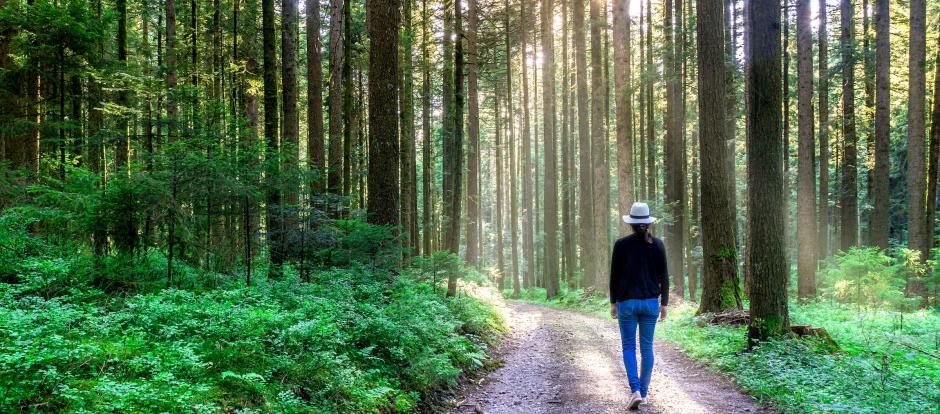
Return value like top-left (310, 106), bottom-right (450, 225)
top-left (343, 0), bottom-right (353, 196)
top-left (575, 0), bottom-right (594, 291)
top-left (561, 0), bottom-right (576, 288)
top-left (0, 0), bottom-right (10, 166)
top-left (782, 0), bottom-right (791, 269)
top-left (723, 0), bottom-right (738, 243)
top-left (367, 0), bottom-right (402, 227)
top-left (520, 0), bottom-right (535, 289)
top-left (262, 0), bottom-right (283, 276)
top-left (839, 0), bottom-right (858, 250)
top-left (541, 0), bottom-right (559, 298)
top-left (590, 0), bottom-right (609, 293)
top-left (927, 30), bottom-right (940, 257)
top-left (907, 0), bottom-right (928, 265)
top-left (283, 0), bottom-right (300, 235)
top-left (307, 0), bottom-right (325, 191)
top-left (645, 0), bottom-right (655, 202)
top-left (871, 0), bottom-right (890, 249)
top-left (697, 0), bottom-right (742, 313)
top-left (422, 0), bottom-right (434, 255)
top-left (328, 0), bottom-right (344, 193)
top-left (638, 0), bottom-right (646, 202)
top-left (746, 0), bottom-right (789, 344)
top-left (465, 0), bottom-right (481, 267)
top-left (446, 0), bottom-right (465, 296)
top-left (496, 92), bottom-right (506, 290)
top-left (817, 0), bottom-right (829, 259)
top-left (613, 0), bottom-right (634, 238)
top-left (796, 0), bottom-right (817, 298)
top-left (401, 0), bottom-right (417, 257)
top-left (116, 0), bottom-right (130, 173)
top-left (505, 0), bottom-right (521, 296)
top-left (167, 0), bottom-right (178, 142)
top-left (664, 0), bottom-right (686, 299)
top-left (862, 0), bottom-right (874, 245)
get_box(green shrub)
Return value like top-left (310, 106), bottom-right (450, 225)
top-left (819, 247), bottom-right (920, 311)
top-left (0, 223), bottom-right (503, 414)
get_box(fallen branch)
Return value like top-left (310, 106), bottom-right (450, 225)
top-left (789, 325), bottom-right (839, 349)
top-left (705, 309), bottom-right (750, 326)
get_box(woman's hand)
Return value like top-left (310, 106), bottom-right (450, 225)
top-left (659, 306), bottom-right (667, 321)
top-left (610, 303), bottom-right (618, 319)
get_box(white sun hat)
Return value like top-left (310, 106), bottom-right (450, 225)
top-left (622, 202), bottom-right (657, 224)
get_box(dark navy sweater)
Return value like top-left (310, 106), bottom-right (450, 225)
top-left (608, 233), bottom-right (670, 306)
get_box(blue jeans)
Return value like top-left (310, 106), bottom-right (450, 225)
top-left (616, 298), bottom-right (659, 397)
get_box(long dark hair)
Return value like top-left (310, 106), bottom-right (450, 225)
top-left (630, 223), bottom-right (654, 244)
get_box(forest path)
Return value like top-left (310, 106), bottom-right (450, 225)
top-left (450, 302), bottom-right (773, 414)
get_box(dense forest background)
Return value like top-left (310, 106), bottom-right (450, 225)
top-left (1, 0), bottom-right (940, 411)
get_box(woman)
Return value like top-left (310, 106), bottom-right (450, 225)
top-left (608, 202), bottom-right (669, 410)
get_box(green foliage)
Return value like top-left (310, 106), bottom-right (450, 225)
top-left (312, 219), bottom-right (400, 269)
top-left (0, 215), bottom-right (503, 413)
top-left (819, 247), bottom-right (924, 311)
top-left (658, 302), bottom-right (940, 413)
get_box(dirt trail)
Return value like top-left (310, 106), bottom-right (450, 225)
top-left (450, 302), bottom-right (773, 414)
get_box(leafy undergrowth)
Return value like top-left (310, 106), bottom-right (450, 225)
top-left (0, 215), bottom-right (504, 413)
top-left (513, 287), bottom-right (940, 413)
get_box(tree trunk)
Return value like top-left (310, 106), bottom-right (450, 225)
top-left (927, 30), bottom-right (940, 257)
top-left (575, 0), bottom-right (594, 291)
top-left (116, 0), bottom-right (130, 173)
top-left (328, 0), bottom-right (344, 193)
top-left (907, 0), bottom-right (928, 263)
top-left (262, 0), bottom-right (283, 276)
top-left (283, 0), bottom-right (300, 235)
top-left (533, 36), bottom-right (542, 287)
top-left (401, 0), bottom-right (417, 257)
top-left (645, 0), bottom-right (655, 202)
top-left (638, 0), bottom-right (646, 202)
top-left (541, 0), bottom-right (559, 298)
top-left (697, 0), bottom-right (742, 313)
top-left (590, 0), bottom-right (609, 294)
top-left (664, 0), bottom-right (686, 299)
top-left (465, 0), bottom-right (481, 267)
top-left (422, 0), bottom-right (434, 255)
top-left (840, 0), bottom-right (858, 250)
top-left (441, 4), bottom-right (455, 254)
top-left (446, 0), bottom-right (465, 296)
top-left (0, 0), bottom-right (9, 165)
top-left (307, 0), bottom-right (325, 191)
top-left (723, 0), bottom-right (738, 226)
top-left (505, 0), bottom-right (521, 296)
top-left (817, 0), bottom-right (829, 259)
top-left (520, 0), bottom-right (535, 289)
top-left (862, 0), bottom-right (874, 245)
top-left (871, 0), bottom-right (890, 249)
top-left (613, 0), bottom-right (634, 238)
top-left (782, 0), bottom-right (791, 269)
top-left (165, 0), bottom-right (178, 282)
top-left (796, 0), bottom-right (817, 298)
top-left (367, 0), bottom-right (402, 227)
top-left (561, 0), bottom-right (575, 288)
top-left (746, 0), bottom-right (789, 343)
top-left (342, 0), bottom-right (353, 196)
top-left (496, 92), bottom-right (505, 290)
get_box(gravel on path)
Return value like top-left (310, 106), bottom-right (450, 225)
top-left (449, 302), bottom-right (774, 414)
